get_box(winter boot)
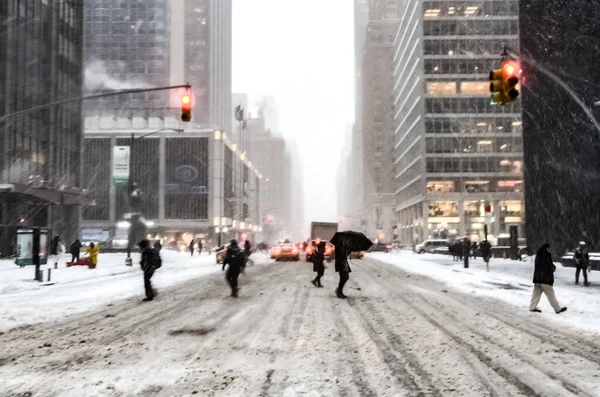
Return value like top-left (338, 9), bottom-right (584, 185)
top-left (311, 279), bottom-right (318, 287)
top-left (556, 307), bottom-right (567, 314)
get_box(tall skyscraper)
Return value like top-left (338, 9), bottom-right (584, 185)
top-left (172, 0), bottom-right (232, 132)
top-left (84, 0), bottom-right (171, 112)
top-left (359, 0), bottom-right (402, 238)
top-left (520, 2), bottom-right (600, 254)
top-left (0, 0), bottom-right (86, 253)
top-left (392, 0), bottom-right (523, 244)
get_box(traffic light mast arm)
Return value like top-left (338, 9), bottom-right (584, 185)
top-left (0, 84), bottom-right (192, 122)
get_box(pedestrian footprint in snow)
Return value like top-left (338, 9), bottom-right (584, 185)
top-left (530, 243), bottom-right (567, 314)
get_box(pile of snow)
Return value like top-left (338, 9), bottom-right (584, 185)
top-left (369, 251), bottom-right (600, 333)
top-left (0, 250), bottom-right (272, 331)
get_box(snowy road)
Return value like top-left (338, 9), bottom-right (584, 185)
top-left (2, 257), bottom-right (600, 397)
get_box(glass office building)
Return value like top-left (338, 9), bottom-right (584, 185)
top-left (392, 0), bottom-right (523, 243)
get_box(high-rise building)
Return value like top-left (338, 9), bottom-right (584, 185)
top-left (85, 0), bottom-right (232, 132)
top-left (392, 0), bottom-right (523, 244)
top-left (173, 0), bottom-right (232, 132)
top-left (359, 0), bottom-right (402, 239)
top-left (0, 0), bottom-right (87, 255)
top-left (520, 2), bottom-right (600, 254)
top-left (84, 0), bottom-right (171, 112)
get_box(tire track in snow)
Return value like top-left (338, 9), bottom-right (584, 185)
top-left (360, 258), bottom-right (599, 397)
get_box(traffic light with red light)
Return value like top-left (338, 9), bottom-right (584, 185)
top-left (181, 94), bottom-right (192, 122)
top-left (489, 60), bottom-right (520, 105)
top-left (502, 60), bottom-right (520, 102)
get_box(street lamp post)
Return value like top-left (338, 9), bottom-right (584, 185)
top-left (125, 128), bottom-right (184, 265)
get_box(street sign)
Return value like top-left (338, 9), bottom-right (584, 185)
top-left (485, 213), bottom-right (492, 225)
top-left (113, 146), bottom-right (130, 184)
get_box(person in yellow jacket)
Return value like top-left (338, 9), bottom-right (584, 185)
top-left (86, 242), bottom-right (100, 266)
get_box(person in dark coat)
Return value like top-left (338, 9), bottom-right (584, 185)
top-left (189, 240), bottom-right (195, 256)
top-left (70, 239), bottom-right (82, 263)
top-left (574, 241), bottom-right (590, 286)
top-left (462, 238), bottom-right (470, 268)
top-left (138, 239), bottom-right (161, 302)
top-left (222, 239), bottom-right (244, 297)
top-left (153, 240), bottom-right (162, 253)
top-left (480, 240), bottom-right (492, 271)
top-left (243, 240), bottom-right (253, 268)
top-left (198, 240), bottom-right (203, 255)
top-left (335, 244), bottom-right (351, 299)
top-left (471, 241), bottom-right (478, 259)
top-left (311, 241), bottom-right (326, 288)
top-left (530, 243), bottom-right (567, 313)
top-left (49, 235), bottom-right (62, 268)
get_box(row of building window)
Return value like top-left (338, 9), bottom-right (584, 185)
top-left (424, 19), bottom-right (519, 36)
top-left (425, 118), bottom-right (522, 134)
top-left (425, 98), bottom-right (520, 114)
top-left (424, 38), bottom-right (518, 56)
top-left (427, 179), bottom-right (523, 194)
top-left (425, 58), bottom-right (498, 74)
top-left (428, 199), bottom-right (523, 218)
top-left (422, 1), bottom-right (518, 17)
top-left (426, 157), bottom-right (522, 173)
top-left (425, 137), bottom-right (522, 153)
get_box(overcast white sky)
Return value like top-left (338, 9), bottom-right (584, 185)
top-left (232, 0), bottom-right (355, 229)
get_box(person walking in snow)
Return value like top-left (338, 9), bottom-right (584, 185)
top-left (222, 239), bottom-right (244, 297)
top-left (480, 239), bottom-right (492, 272)
top-left (243, 240), bottom-right (253, 268)
top-left (311, 241), bottom-right (326, 288)
top-left (530, 243), bottom-right (567, 314)
top-left (189, 239), bottom-right (195, 256)
top-left (335, 244), bottom-right (351, 299)
top-left (70, 239), bottom-right (82, 263)
top-left (574, 241), bottom-right (590, 286)
top-left (49, 235), bottom-right (62, 269)
top-left (138, 239), bottom-right (162, 301)
top-left (153, 240), bottom-right (162, 253)
top-left (198, 240), bottom-right (203, 255)
top-left (462, 237), bottom-right (471, 268)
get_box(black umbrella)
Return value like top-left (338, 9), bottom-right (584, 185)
top-left (331, 231), bottom-right (373, 252)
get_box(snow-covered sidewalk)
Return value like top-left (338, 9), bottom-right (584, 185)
top-left (0, 250), bottom-right (272, 331)
top-left (368, 251), bottom-right (600, 334)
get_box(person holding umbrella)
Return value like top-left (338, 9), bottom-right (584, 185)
top-left (334, 244), bottom-right (351, 298)
top-left (330, 231), bottom-right (373, 299)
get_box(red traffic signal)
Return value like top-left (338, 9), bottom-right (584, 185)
top-left (484, 204), bottom-right (492, 213)
top-left (267, 215), bottom-right (274, 223)
top-left (181, 94), bottom-right (192, 122)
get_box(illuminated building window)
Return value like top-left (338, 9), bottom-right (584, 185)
top-left (427, 82), bottom-right (457, 96)
top-left (460, 82), bottom-right (489, 96)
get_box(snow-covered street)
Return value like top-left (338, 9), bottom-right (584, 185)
top-left (2, 254), bottom-right (600, 396)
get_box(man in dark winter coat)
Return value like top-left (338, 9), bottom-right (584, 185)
top-left (530, 243), bottom-right (567, 314)
top-left (189, 240), bottom-right (195, 256)
top-left (139, 239), bottom-right (161, 301)
top-left (70, 239), bottom-right (82, 263)
top-left (574, 241), bottom-right (590, 286)
top-left (222, 239), bottom-right (244, 297)
top-left (311, 242), bottom-right (326, 288)
top-left (480, 240), bottom-right (492, 271)
top-left (50, 235), bottom-right (62, 268)
top-left (462, 238), bottom-right (470, 268)
top-left (243, 240), bottom-right (253, 268)
top-left (335, 244), bottom-right (351, 299)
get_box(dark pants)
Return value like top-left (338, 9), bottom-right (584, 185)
top-left (576, 266), bottom-right (588, 285)
top-left (71, 253), bottom-right (79, 262)
top-left (314, 270), bottom-right (324, 286)
top-left (226, 268), bottom-right (240, 296)
top-left (190, 249), bottom-right (194, 256)
top-left (337, 270), bottom-right (349, 295)
top-left (463, 254), bottom-right (469, 268)
top-left (144, 269), bottom-right (155, 300)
